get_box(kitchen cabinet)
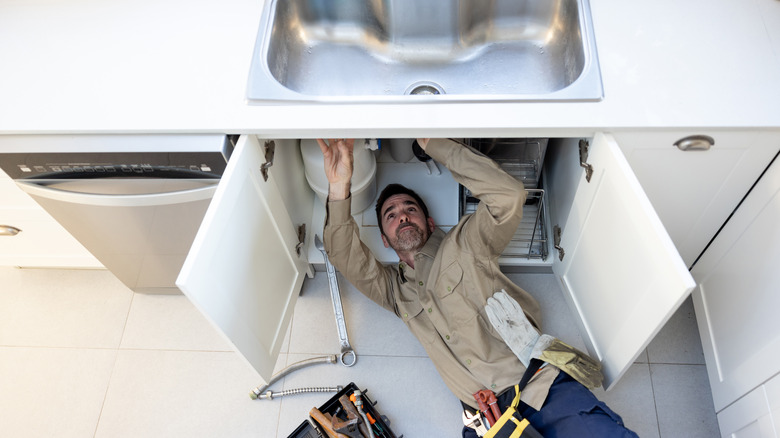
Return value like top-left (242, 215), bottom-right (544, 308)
top-left (0, 169), bottom-right (101, 268)
top-left (690, 150), bottom-right (780, 433)
top-left (614, 131), bottom-right (780, 268)
top-left (177, 136), bottom-right (313, 381)
top-left (716, 372), bottom-right (780, 438)
top-left (177, 133), bottom-right (695, 390)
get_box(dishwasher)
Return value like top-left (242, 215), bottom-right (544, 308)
top-left (0, 134), bottom-right (234, 293)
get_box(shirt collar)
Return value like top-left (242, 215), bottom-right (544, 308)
top-left (418, 228), bottom-right (445, 260)
top-left (397, 228), bottom-right (444, 282)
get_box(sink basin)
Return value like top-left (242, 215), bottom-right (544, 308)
top-left (246, 0), bottom-right (603, 103)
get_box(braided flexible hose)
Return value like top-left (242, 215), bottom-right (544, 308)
top-left (257, 386), bottom-right (343, 400)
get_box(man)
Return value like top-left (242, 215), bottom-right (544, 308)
top-left (318, 138), bottom-right (638, 437)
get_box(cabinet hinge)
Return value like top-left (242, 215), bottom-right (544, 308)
top-left (260, 140), bottom-right (275, 182)
top-left (296, 224), bottom-right (306, 256)
top-left (553, 225), bottom-right (565, 261)
top-left (579, 139), bottom-right (593, 183)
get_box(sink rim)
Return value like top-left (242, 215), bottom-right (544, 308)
top-left (246, 0), bottom-right (604, 104)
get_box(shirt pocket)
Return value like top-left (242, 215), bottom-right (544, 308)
top-left (435, 262), bottom-right (463, 299)
top-left (396, 299), bottom-right (438, 345)
top-left (436, 262), bottom-right (481, 326)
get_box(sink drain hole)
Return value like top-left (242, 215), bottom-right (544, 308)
top-left (405, 81), bottom-right (445, 96)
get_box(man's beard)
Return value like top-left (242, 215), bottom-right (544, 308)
top-left (390, 223), bottom-right (428, 253)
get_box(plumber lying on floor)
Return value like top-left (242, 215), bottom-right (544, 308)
top-left (318, 138), bottom-right (638, 438)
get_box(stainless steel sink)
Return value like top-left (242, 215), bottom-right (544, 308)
top-left (246, 0), bottom-right (603, 103)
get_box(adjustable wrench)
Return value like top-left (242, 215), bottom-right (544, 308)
top-left (314, 235), bottom-right (357, 367)
top-left (463, 410), bottom-right (488, 437)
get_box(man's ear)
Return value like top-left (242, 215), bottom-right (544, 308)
top-left (381, 233), bottom-right (390, 248)
top-left (427, 217), bottom-right (435, 233)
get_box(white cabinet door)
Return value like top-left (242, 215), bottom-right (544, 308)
top-left (177, 135), bottom-right (309, 383)
top-left (614, 130), bottom-right (780, 268)
top-left (691, 152), bottom-right (780, 412)
top-left (550, 133), bottom-right (696, 390)
top-left (768, 374), bottom-right (780, 437)
top-left (716, 373), bottom-right (780, 438)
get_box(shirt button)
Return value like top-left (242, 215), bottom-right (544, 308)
top-left (447, 286), bottom-right (452, 291)
top-left (445, 335), bottom-right (450, 340)
top-left (403, 313), bottom-right (408, 318)
top-left (428, 308), bottom-right (432, 313)
top-left (418, 281), bottom-right (424, 286)
top-left (467, 359), bottom-right (472, 365)
top-left (491, 384), bottom-right (497, 389)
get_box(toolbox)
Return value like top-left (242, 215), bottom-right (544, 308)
top-left (287, 382), bottom-right (399, 438)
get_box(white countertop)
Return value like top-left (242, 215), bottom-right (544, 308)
top-left (1, 0), bottom-right (779, 136)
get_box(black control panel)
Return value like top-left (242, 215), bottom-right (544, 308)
top-left (0, 151), bottom-right (229, 180)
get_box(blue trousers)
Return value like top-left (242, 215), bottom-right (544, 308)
top-left (462, 372), bottom-right (639, 438)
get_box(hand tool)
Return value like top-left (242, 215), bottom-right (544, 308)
top-left (474, 389), bottom-right (502, 427)
top-left (462, 410), bottom-right (488, 437)
top-left (338, 394), bottom-right (371, 438)
top-left (365, 412), bottom-right (386, 436)
top-left (331, 415), bottom-right (362, 438)
top-left (310, 407), bottom-right (349, 438)
top-left (473, 392), bottom-right (495, 426)
top-left (315, 234), bottom-right (357, 367)
top-left (484, 390), bottom-right (502, 425)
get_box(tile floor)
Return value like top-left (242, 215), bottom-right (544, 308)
top-left (0, 266), bottom-right (720, 437)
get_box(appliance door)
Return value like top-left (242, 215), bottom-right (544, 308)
top-left (17, 179), bottom-right (217, 293)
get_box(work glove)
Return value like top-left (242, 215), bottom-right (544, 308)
top-left (485, 290), bottom-right (603, 389)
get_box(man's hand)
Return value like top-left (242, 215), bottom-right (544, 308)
top-left (317, 139), bottom-right (354, 201)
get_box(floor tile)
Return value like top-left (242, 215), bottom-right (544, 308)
top-left (647, 296), bottom-right (705, 365)
top-left (0, 346), bottom-right (116, 438)
top-left (289, 273), bottom-right (427, 358)
top-left (276, 353), bottom-right (463, 438)
top-left (0, 266), bottom-right (724, 438)
top-left (96, 349), bottom-right (273, 438)
top-left (0, 268), bottom-right (132, 348)
top-left (651, 364), bottom-right (720, 438)
top-left (592, 363), bottom-right (660, 438)
top-left (120, 292), bottom-right (232, 351)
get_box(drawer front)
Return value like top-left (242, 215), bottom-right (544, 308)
top-left (0, 173), bottom-right (39, 209)
top-left (0, 213), bottom-right (101, 268)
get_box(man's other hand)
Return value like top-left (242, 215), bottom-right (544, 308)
top-left (317, 139), bottom-right (354, 201)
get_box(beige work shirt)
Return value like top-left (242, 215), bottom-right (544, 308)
top-left (324, 138), bottom-right (558, 410)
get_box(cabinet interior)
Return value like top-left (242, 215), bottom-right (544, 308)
top-left (292, 136), bottom-right (588, 271)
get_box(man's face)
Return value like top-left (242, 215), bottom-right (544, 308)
top-left (380, 194), bottom-right (435, 253)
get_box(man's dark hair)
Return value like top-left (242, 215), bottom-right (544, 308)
top-left (375, 184), bottom-right (430, 236)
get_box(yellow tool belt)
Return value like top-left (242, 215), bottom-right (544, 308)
top-left (484, 359), bottom-right (544, 438)
top-left (484, 385), bottom-right (542, 438)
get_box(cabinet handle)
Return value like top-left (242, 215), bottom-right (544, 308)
top-left (0, 225), bottom-right (21, 236)
top-left (674, 135), bottom-right (714, 151)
